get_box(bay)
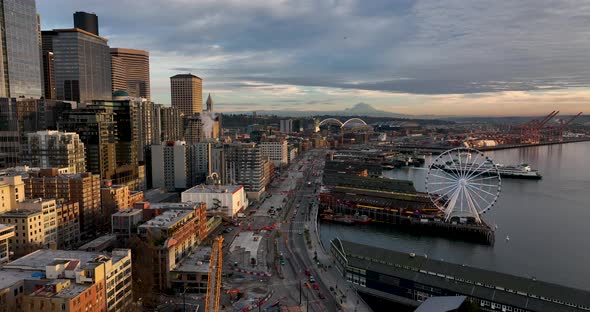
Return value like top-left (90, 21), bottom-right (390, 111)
top-left (319, 141), bottom-right (590, 291)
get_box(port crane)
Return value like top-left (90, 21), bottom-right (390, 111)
top-left (205, 235), bottom-right (224, 312)
top-left (557, 112), bottom-right (583, 141)
top-left (519, 110), bottom-right (559, 144)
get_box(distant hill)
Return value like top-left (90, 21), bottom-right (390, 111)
top-left (236, 103), bottom-right (411, 118)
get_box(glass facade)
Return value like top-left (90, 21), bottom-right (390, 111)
top-left (0, 0), bottom-right (43, 98)
top-left (46, 30), bottom-right (112, 103)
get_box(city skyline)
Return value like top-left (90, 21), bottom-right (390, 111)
top-left (37, 0), bottom-right (590, 116)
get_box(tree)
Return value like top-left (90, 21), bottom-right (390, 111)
top-left (128, 235), bottom-right (158, 308)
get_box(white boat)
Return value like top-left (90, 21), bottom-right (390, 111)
top-left (435, 161), bottom-right (542, 179)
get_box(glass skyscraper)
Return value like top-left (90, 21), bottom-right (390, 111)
top-left (0, 0), bottom-right (43, 98)
top-left (42, 29), bottom-right (112, 103)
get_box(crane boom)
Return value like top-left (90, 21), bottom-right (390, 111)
top-left (563, 112), bottom-right (583, 126)
top-left (538, 110), bottom-right (559, 128)
top-left (205, 236), bottom-right (224, 312)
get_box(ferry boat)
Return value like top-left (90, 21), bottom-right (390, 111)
top-left (434, 162), bottom-right (542, 179)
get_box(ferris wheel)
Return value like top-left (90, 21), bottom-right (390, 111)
top-left (425, 147), bottom-right (501, 224)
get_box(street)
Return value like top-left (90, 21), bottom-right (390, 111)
top-left (217, 149), bottom-right (370, 312)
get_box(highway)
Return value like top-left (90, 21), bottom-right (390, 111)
top-left (269, 151), bottom-right (339, 311)
top-left (220, 149), bottom-right (368, 312)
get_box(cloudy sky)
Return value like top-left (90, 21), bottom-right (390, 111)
top-left (37, 0), bottom-right (590, 116)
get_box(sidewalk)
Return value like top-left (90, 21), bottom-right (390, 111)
top-left (306, 198), bottom-right (372, 312)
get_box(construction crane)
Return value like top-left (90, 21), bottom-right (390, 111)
top-left (205, 235), bottom-right (224, 312)
top-left (557, 112), bottom-right (583, 141)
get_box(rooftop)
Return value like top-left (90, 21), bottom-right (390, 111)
top-left (337, 240), bottom-right (590, 312)
top-left (77, 234), bottom-right (117, 250)
top-left (183, 184), bottom-right (243, 194)
top-left (50, 28), bottom-right (108, 42)
top-left (101, 184), bottom-right (127, 190)
top-left (0, 224), bottom-right (15, 231)
top-left (172, 247), bottom-right (211, 274)
top-left (110, 47), bottom-right (149, 56)
top-left (0, 209), bottom-right (42, 218)
top-left (0, 270), bottom-right (40, 290)
top-left (323, 172), bottom-right (417, 194)
top-left (414, 296), bottom-right (467, 312)
top-left (144, 188), bottom-right (180, 203)
top-left (139, 209), bottom-right (194, 229)
top-left (171, 73), bottom-right (202, 79)
top-left (3, 249), bottom-right (129, 272)
top-left (111, 208), bottom-right (142, 217)
top-left (148, 202), bottom-right (201, 210)
top-left (28, 279), bottom-right (89, 299)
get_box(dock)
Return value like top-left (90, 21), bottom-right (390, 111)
top-left (320, 173), bottom-right (495, 245)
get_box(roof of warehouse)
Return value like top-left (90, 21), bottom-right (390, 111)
top-left (323, 173), bottom-right (417, 193)
top-left (337, 240), bottom-right (590, 312)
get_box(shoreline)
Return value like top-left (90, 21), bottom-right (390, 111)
top-left (393, 138), bottom-right (590, 154)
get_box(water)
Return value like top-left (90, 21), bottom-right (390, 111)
top-left (319, 141), bottom-right (590, 291)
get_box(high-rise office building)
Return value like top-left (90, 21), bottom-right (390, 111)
top-left (88, 96), bottom-right (146, 191)
top-left (73, 11), bottom-right (99, 36)
top-left (260, 139), bottom-right (288, 167)
top-left (90, 95), bottom-right (139, 167)
top-left (41, 50), bottom-right (55, 99)
top-left (211, 144), bottom-right (226, 184)
top-left (0, 98), bottom-right (74, 168)
top-left (189, 142), bottom-right (213, 186)
top-left (151, 141), bottom-right (190, 191)
top-left (59, 108), bottom-right (117, 178)
top-left (160, 105), bottom-right (183, 141)
top-left (183, 115), bottom-right (203, 144)
top-left (137, 99), bottom-right (154, 162)
top-left (110, 48), bottom-right (150, 100)
top-left (25, 130), bottom-right (86, 173)
top-left (170, 74), bottom-right (202, 116)
top-left (152, 103), bottom-right (162, 143)
top-left (280, 119), bottom-right (293, 134)
top-left (0, 0), bottom-right (43, 98)
top-left (42, 27), bottom-right (111, 103)
top-left (225, 143), bottom-right (267, 200)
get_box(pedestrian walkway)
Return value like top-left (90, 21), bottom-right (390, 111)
top-left (306, 198), bottom-right (372, 312)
